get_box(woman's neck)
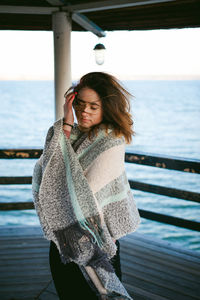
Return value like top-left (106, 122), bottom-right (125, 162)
top-left (78, 125), bottom-right (91, 132)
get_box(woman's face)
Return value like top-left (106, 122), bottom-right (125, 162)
top-left (74, 88), bottom-right (103, 129)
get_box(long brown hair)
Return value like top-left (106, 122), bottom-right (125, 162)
top-left (67, 72), bottom-right (135, 143)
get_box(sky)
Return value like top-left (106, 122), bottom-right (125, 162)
top-left (0, 28), bottom-right (200, 80)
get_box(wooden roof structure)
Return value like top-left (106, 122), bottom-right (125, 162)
top-left (0, 0), bottom-right (200, 32)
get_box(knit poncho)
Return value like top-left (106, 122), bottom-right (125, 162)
top-left (32, 118), bottom-right (141, 299)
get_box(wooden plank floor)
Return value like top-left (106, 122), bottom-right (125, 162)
top-left (0, 226), bottom-right (199, 300)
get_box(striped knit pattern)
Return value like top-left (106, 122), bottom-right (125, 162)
top-left (32, 118), bottom-right (141, 299)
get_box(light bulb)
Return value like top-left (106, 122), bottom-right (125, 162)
top-left (93, 43), bottom-right (106, 65)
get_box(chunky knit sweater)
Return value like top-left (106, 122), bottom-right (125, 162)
top-left (32, 118), bottom-right (141, 299)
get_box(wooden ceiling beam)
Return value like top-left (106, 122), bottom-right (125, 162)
top-left (0, 0), bottom-right (177, 15)
top-left (0, 5), bottom-right (58, 14)
top-left (72, 12), bottom-right (106, 37)
top-left (66, 0), bottom-right (177, 13)
top-left (45, 0), bottom-right (64, 5)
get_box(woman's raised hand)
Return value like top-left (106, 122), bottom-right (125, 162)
top-left (63, 92), bottom-right (76, 125)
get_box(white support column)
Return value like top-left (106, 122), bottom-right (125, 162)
top-left (52, 12), bottom-right (72, 121)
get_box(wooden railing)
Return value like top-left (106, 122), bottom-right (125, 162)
top-left (0, 148), bottom-right (200, 232)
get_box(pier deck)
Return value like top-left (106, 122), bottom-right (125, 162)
top-left (0, 226), bottom-right (199, 300)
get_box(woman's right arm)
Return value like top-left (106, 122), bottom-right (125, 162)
top-left (63, 92), bottom-right (76, 138)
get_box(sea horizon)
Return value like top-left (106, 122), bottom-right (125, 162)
top-left (0, 75), bottom-right (200, 81)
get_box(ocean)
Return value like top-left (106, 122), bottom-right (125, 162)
top-left (0, 80), bottom-right (199, 252)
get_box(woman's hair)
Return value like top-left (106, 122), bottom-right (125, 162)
top-left (66, 72), bottom-right (135, 143)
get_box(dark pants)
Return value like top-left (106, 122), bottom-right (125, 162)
top-left (49, 240), bottom-right (122, 300)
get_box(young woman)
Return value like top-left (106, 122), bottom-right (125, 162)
top-left (32, 72), bottom-right (140, 300)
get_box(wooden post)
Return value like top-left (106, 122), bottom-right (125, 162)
top-left (52, 12), bottom-right (72, 121)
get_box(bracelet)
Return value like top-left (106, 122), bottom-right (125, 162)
top-left (63, 120), bottom-right (73, 128)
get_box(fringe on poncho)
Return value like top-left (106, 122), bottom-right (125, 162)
top-left (32, 118), bottom-right (141, 299)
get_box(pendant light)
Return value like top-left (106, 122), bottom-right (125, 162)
top-left (93, 43), bottom-right (106, 65)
